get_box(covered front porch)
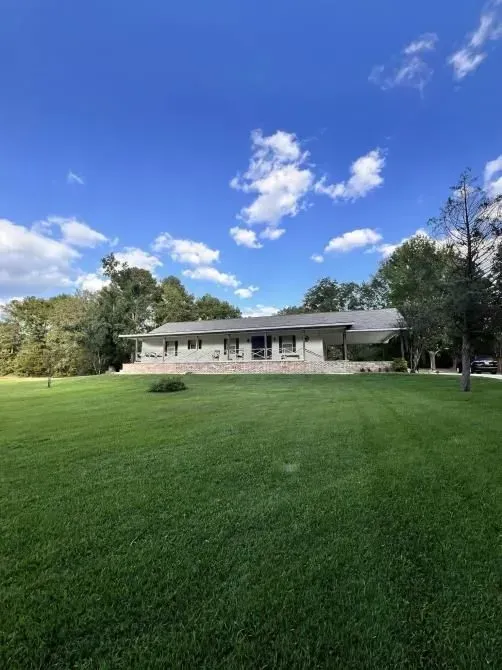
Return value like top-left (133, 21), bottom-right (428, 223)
top-left (131, 325), bottom-right (404, 364)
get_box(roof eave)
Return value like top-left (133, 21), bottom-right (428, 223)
top-left (119, 321), bottom-right (361, 339)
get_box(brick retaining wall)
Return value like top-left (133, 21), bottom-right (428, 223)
top-left (121, 361), bottom-right (393, 375)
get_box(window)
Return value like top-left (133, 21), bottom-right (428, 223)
top-left (164, 340), bottom-right (178, 356)
top-left (188, 339), bottom-right (202, 350)
top-left (279, 335), bottom-right (296, 353)
top-left (224, 338), bottom-right (239, 356)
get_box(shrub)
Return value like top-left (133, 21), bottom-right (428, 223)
top-left (366, 367), bottom-right (372, 373)
top-left (360, 367), bottom-right (366, 373)
top-left (391, 358), bottom-right (408, 373)
top-left (148, 377), bottom-right (187, 393)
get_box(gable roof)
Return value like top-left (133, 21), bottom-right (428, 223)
top-left (143, 308), bottom-right (402, 337)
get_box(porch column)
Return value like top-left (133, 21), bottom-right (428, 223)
top-left (162, 337), bottom-right (166, 363)
top-left (342, 329), bottom-right (348, 361)
top-left (135, 337), bottom-right (138, 363)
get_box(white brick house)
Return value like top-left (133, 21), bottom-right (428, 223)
top-left (120, 308), bottom-right (405, 374)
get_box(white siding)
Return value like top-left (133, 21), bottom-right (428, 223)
top-left (138, 330), bottom-right (328, 363)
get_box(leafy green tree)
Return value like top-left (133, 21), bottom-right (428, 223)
top-left (0, 320), bottom-right (22, 375)
top-left (430, 172), bottom-right (502, 391)
top-left (302, 278), bottom-right (388, 312)
top-left (98, 254), bottom-right (161, 368)
top-left (154, 276), bottom-right (197, 325)
top-left (277, 305), bottom-right (307, 315)
top-left (490, 242), bottom-right (502, 373)
top-left (195, 294), bottom-right (241, 320)
top-left (377, 235), bottom-right (455, 371)
top-left (45, 295), bottom-right (90, 377)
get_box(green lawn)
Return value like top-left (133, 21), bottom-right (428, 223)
top-left (1, 374), bottom-right (502, 669)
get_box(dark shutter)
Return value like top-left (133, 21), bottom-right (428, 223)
top-left (236, 337), bottom-right (239, 353)
top-left (174, 341), bottom-right (178, 356)
top-left (292, 335), bottom-right (296, 352)
top-left (198, 339), bottom-right (202, 349)
top-left (279, 336), bottom-right (283, 352)
top-left (224, 338), bottom-right (227, 354)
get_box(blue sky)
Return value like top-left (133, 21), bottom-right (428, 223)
top-left (1, 0), bottom-right (502, 315)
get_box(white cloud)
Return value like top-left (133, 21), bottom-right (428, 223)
top-left (325, 228), bottom-right (383, 253)
top-left (234, 285), bottom-right (259, 299)
top-left (182, 266), bottom-right (240, 288)
top-left (231, 129), bottom-right (314, 234)
top-left (114, 247), bottom-right (163, 273)
top-left (403, 33), bottom-right (439, 55)
top-left (75, 272), bottom-right (110, 292)
top-left (0, 218), bottom-right (79, 292)
top-left (67, 170), bottom-right (85, 185)
top-left (310, 254), bottom-right (324, 263)
top-left (449, 1), bottom-right (502, 79)
top-left (370, 33), bottom-right (438, 93)
top-left (484, 154), bottom-right (502, 197)
top-left (42, 216), bottom-right (109, 248)
top-left (260, 226), bottom-right (286, 240)
top-left (242, 304), bottom-right (280, 318)
top-left (152, 233), bottom-right (220, 265)
top-left (368, 228), bottom-right (430, 258)
top-left (315, 149), bottom-right (385, 202)
top-left (229, 226), bottom-right (263, 248)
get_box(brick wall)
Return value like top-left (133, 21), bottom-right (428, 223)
top-left (121, 361), bottom-right (392, 375)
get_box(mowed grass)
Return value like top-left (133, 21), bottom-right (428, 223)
top-left (1, 374), bottom-right (502, 669)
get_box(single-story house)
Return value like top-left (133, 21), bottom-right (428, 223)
top-left (120, 308), bottom-right (405, 374)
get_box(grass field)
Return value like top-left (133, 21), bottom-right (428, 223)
top-left (1, 374), bottom-right (502, 669)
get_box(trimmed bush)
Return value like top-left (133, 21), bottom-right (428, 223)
top-left (148, 377), bottom-right (187, 393)
top-left (391, 358), bottom-right (408, 373)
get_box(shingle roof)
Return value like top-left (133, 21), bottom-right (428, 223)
top-left (145, 308), bottom-right (402, 337)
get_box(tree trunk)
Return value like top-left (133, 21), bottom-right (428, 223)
top-left (461, 332), bottom-right (471, 392)
top-left (429, 351), bottom-right (437, 372)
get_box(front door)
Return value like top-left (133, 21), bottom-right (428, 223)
top-left (251, 335), bottom-right (272, 359)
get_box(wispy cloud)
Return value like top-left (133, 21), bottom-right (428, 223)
top-left (449, 1), bottom-right (502, 79)
top-left (67, 170), bottom-right (85, 186)
top-left (242, 304), bottom-right (279, 318)
top-left (310, 254), bottom-right (324, 263)
top-left (234, 285), bottom-right (259, 299)
top-left (324, 228), bottom-right (382, 254)
top-left (367, 228), bottom-right (430, 258)
top-left (229, 227), bottom-right (263, 249)
top-left (315, 150), bottom-right (385, 202)
top-left (182, 266), bottom-right (240, 288)
top-left (370, 32), bottom-right (439, 94)
top-left (153, 233), bottom-right (220, 265)
top-left (40, 216), bottom-right (109, 248)
top-left (114, 247), bottom-right (163, 273)
top-left (484, 154), bottom-right (502, 197)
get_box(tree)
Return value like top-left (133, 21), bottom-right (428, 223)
top-left (430, 171), bottom-right (502, 391)
top-left (489, 242), bottom-right (502, 373)
top-left (0, 320), bottom-right (22, 375)
top-left (377, 235), bottom-right (454, 371)
top-left (302, 277), bottom-right (388, 312)
top-left (154, 276), bottom-right (197, 325)
top-left (277, 305), bottom-right (307, 315)
top-left (98, 254), bottom-right (161, 369)
top-left (45, 294), bottom-right (90, 377)
top-left (195, 294), bottom-right (241, 320)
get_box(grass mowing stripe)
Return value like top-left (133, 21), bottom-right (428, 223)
top-left (1, 374), bottom-right (502, 668)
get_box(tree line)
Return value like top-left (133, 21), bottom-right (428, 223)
top-left (1, 171), bottom-right (501, 389)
